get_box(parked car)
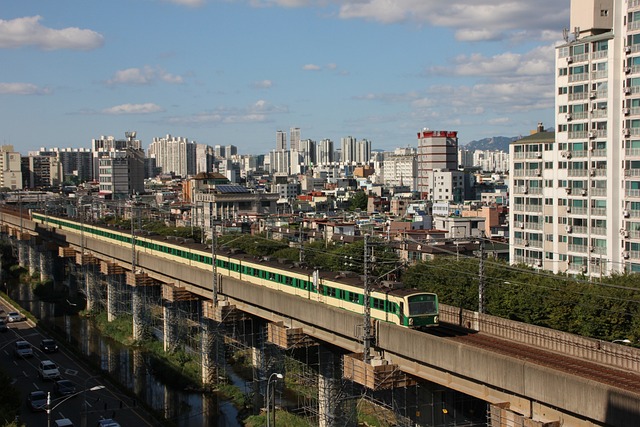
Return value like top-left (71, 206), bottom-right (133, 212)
top-left (27, 390), bottom-right (48, 411)
top-left (54, 379), bottom-right (76, 396)
top-left (96, 419), bottom-right (121, 427)
top-left (38, 360), bottom-right (61, 380)
top-left (40, 338), bottom-right (59, 353)
top-left (14, 340), bottom-right (33, 358)
top-left (7, 312), bottom-right (23, 322)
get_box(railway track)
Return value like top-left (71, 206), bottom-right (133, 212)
top-left (440, 328), bottom-right (640, 394)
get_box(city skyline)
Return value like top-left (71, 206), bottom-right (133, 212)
top-left (2, 0), bottom-right (568, 155)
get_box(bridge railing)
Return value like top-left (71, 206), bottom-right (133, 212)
top-left (440, 304), bottom-right (640, 372)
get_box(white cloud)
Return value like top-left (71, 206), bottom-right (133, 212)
top-left (168, 100), bottom-right (287, 125)
top-left (302, 64), bottom-right (321, 71)
top-left (163, 0), bottom-right (206, 7)
top-left (246, 1), bottom-right (568, 43)
top-left (102, 103), bottom-right (164, 115)
top-left (252, 80), bottom-right (274, 89)
top-left (106, 66), bottom-right (184, 85)
top-left (0, 16), bottom-right (103, 50)
top-left (0, 82), bottom-right (51, 95)
top-left (429, 44), bottom-right (555, 78)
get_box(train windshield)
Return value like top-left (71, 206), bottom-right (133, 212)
top-left (407, 294), bottom-right (437, 315)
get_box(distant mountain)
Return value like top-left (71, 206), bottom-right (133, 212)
top-left (462, 136), bottom-right (517, 152)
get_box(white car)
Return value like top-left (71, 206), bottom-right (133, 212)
top-left (6, 312), bottom-right (23, 322)
top-left (38, 360), bottom-right (61, 380)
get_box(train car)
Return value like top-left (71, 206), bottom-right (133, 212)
top-left (32, 213), bottom-right (438, 328)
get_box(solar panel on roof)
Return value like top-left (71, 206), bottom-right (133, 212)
top-left (216, 185), bottom-right (250, 193)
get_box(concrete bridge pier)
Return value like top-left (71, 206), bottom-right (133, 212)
top-left (106, 278), bottom-right (119, 322)
top-left (318, 346), bottom-right (357, 427)
top-left (17, 240), bottom-right (28, 268)
top-left (85, 266), bottom-right (99, 312)
top-left (163, 302), bottom-right (177, 352)
top-left (39, 247), bottom-right (53, 282)
top-left (132, 286), bottom-right (146, 341)
top-left (201, 318), bottom-right (219, 386)
top-left (28, 241), bottom-right (39, 278)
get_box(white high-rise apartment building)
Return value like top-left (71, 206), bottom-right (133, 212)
top-left (341, 136), bottom-right (357, 164)
top-left (317, 139), bottom-right (334, 165)
top-left (290, 127), bottom-right (301, 152)
top-left (276, 130), bottom-right (287, 151)
top-left (148, 134), bottom-right (196, 178)
top-left (510, 0), bottom-right (640, 276)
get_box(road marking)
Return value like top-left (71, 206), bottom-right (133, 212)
top-left (64, 369), bottom-right (78, 376)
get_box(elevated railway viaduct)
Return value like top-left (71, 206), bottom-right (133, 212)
top-left (3, 210), bottom-right (640, 427)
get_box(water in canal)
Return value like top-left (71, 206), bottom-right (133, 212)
top-left (8, 281), bottom-right (243, 427)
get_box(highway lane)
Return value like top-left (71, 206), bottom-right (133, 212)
top-left (0, 300), bottom-right (158, 427)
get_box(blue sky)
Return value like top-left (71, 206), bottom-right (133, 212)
top-left (1, 0), bottom-right (569, 155)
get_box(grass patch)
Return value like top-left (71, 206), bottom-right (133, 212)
top-left (244, 410), bottom-right (314, 427)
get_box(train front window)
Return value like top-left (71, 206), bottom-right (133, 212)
top-left (407, 295), bottom-right (437, 315)
top-left (408, 301), bottom-right (435, 315)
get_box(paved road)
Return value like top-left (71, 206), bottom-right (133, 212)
top-left (0, 300), bottom-right (158, 427)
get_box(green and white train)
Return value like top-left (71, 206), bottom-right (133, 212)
top-left (32, 212), bottom-right (439, 328)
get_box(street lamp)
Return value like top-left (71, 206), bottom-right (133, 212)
top-left (47, 385), bottom-right (105, 427)
top-left (612, 339), bottom-right (632, 344)
top-left (266, 372), bottom-right (283, 427)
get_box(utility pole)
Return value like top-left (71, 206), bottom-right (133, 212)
top-left (478, 238), bottom-right (485, 314)
top-left (363, 234), bottom-right (371, 364)
top-left (211, 216), bottom-right (218, 307)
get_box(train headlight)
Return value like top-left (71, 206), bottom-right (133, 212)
top-left (434, 316), bottom-right (438, 324)
top-left (409, 318), bottom-right (414, 326)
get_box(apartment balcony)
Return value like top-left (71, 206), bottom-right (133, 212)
top-left (590, 188), bottom-right (607, 197)
top-left (631, 0), bottom-right (640, 10)
top-left (630, 250), bottom-right (640, 260)
top-left (591, 149), bottom-right (607, 157)
top-left (513, 152), bottom-right (526, 159)
top-left (526, 152), bottom-right (543, 159)
top-left (568, 244), bottom-right (588, 253)
top-left (629, 209), bottom-right (640, 218)
top-left (513, 255), bottom-right (542, 266)
top-left (525, 204), bottom-right (543, 213)
top-left (591, 208), bottom-right (608, 216)
top-left (568, 169), bottom-right (588, 177)
top-left (568, 93), bottom-right (589, 102)
top-left (512, 170), bottom-right (525, 177)
top-left (624, 127), bottom-right (640, 137)
top-left (568, 131), bottom-right (588, 139)
top-left (628, 86), bottom-right (640, 95)
top-left (624, 168), bottom-right (640, 177)
top-left (591, 50), bottom-right (609, 60)
top-left (625, 148), bottom-right (640, 157)
top-left (568, 263), bottom-right (588, 274)
top-left (571, 225), bottom-right (588, 234)
top-left (592, 109), bottom-right (608, 119)
top-left (513, 186), bottom-right (542, 195)
top-left (512, 204), bottom-right (525, 212)
top-left (525, 222), bottom-right (543, 230)
top-left (568, 111), bottom-right (589, 120)
top-left (525, 170), bottom-right (542, 177)
top-left (567, 206), bottom-right (588, 215)
top-left (630, 230), bottom-right (640, 239)
top-left (592, 226), bottom-right (607, 235)
top-left (625, 189), bottom-right (640, 198)
top-left (569, 73), bottom-right (589, 83)
top-left (569, 53), bottom-right (589, 63)
top-left (629, 44), bottom-right (640, 55)
top-left (591, 246), bottom-right (607, 256)
top-left (591, 70), bottom-right (608, 80)
top-left (629, 21), bottom-right (640, 31)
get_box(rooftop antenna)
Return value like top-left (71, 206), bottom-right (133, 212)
top-left (562, 28), bottom-right (570, 43)
top-left (573, 26), bottom-right (580, 41)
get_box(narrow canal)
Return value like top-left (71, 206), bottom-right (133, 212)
top-left (7, 280), bottom-right (243, 427)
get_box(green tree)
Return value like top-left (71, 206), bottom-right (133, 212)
top-left (349, 191), bottom-right (368, 211)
